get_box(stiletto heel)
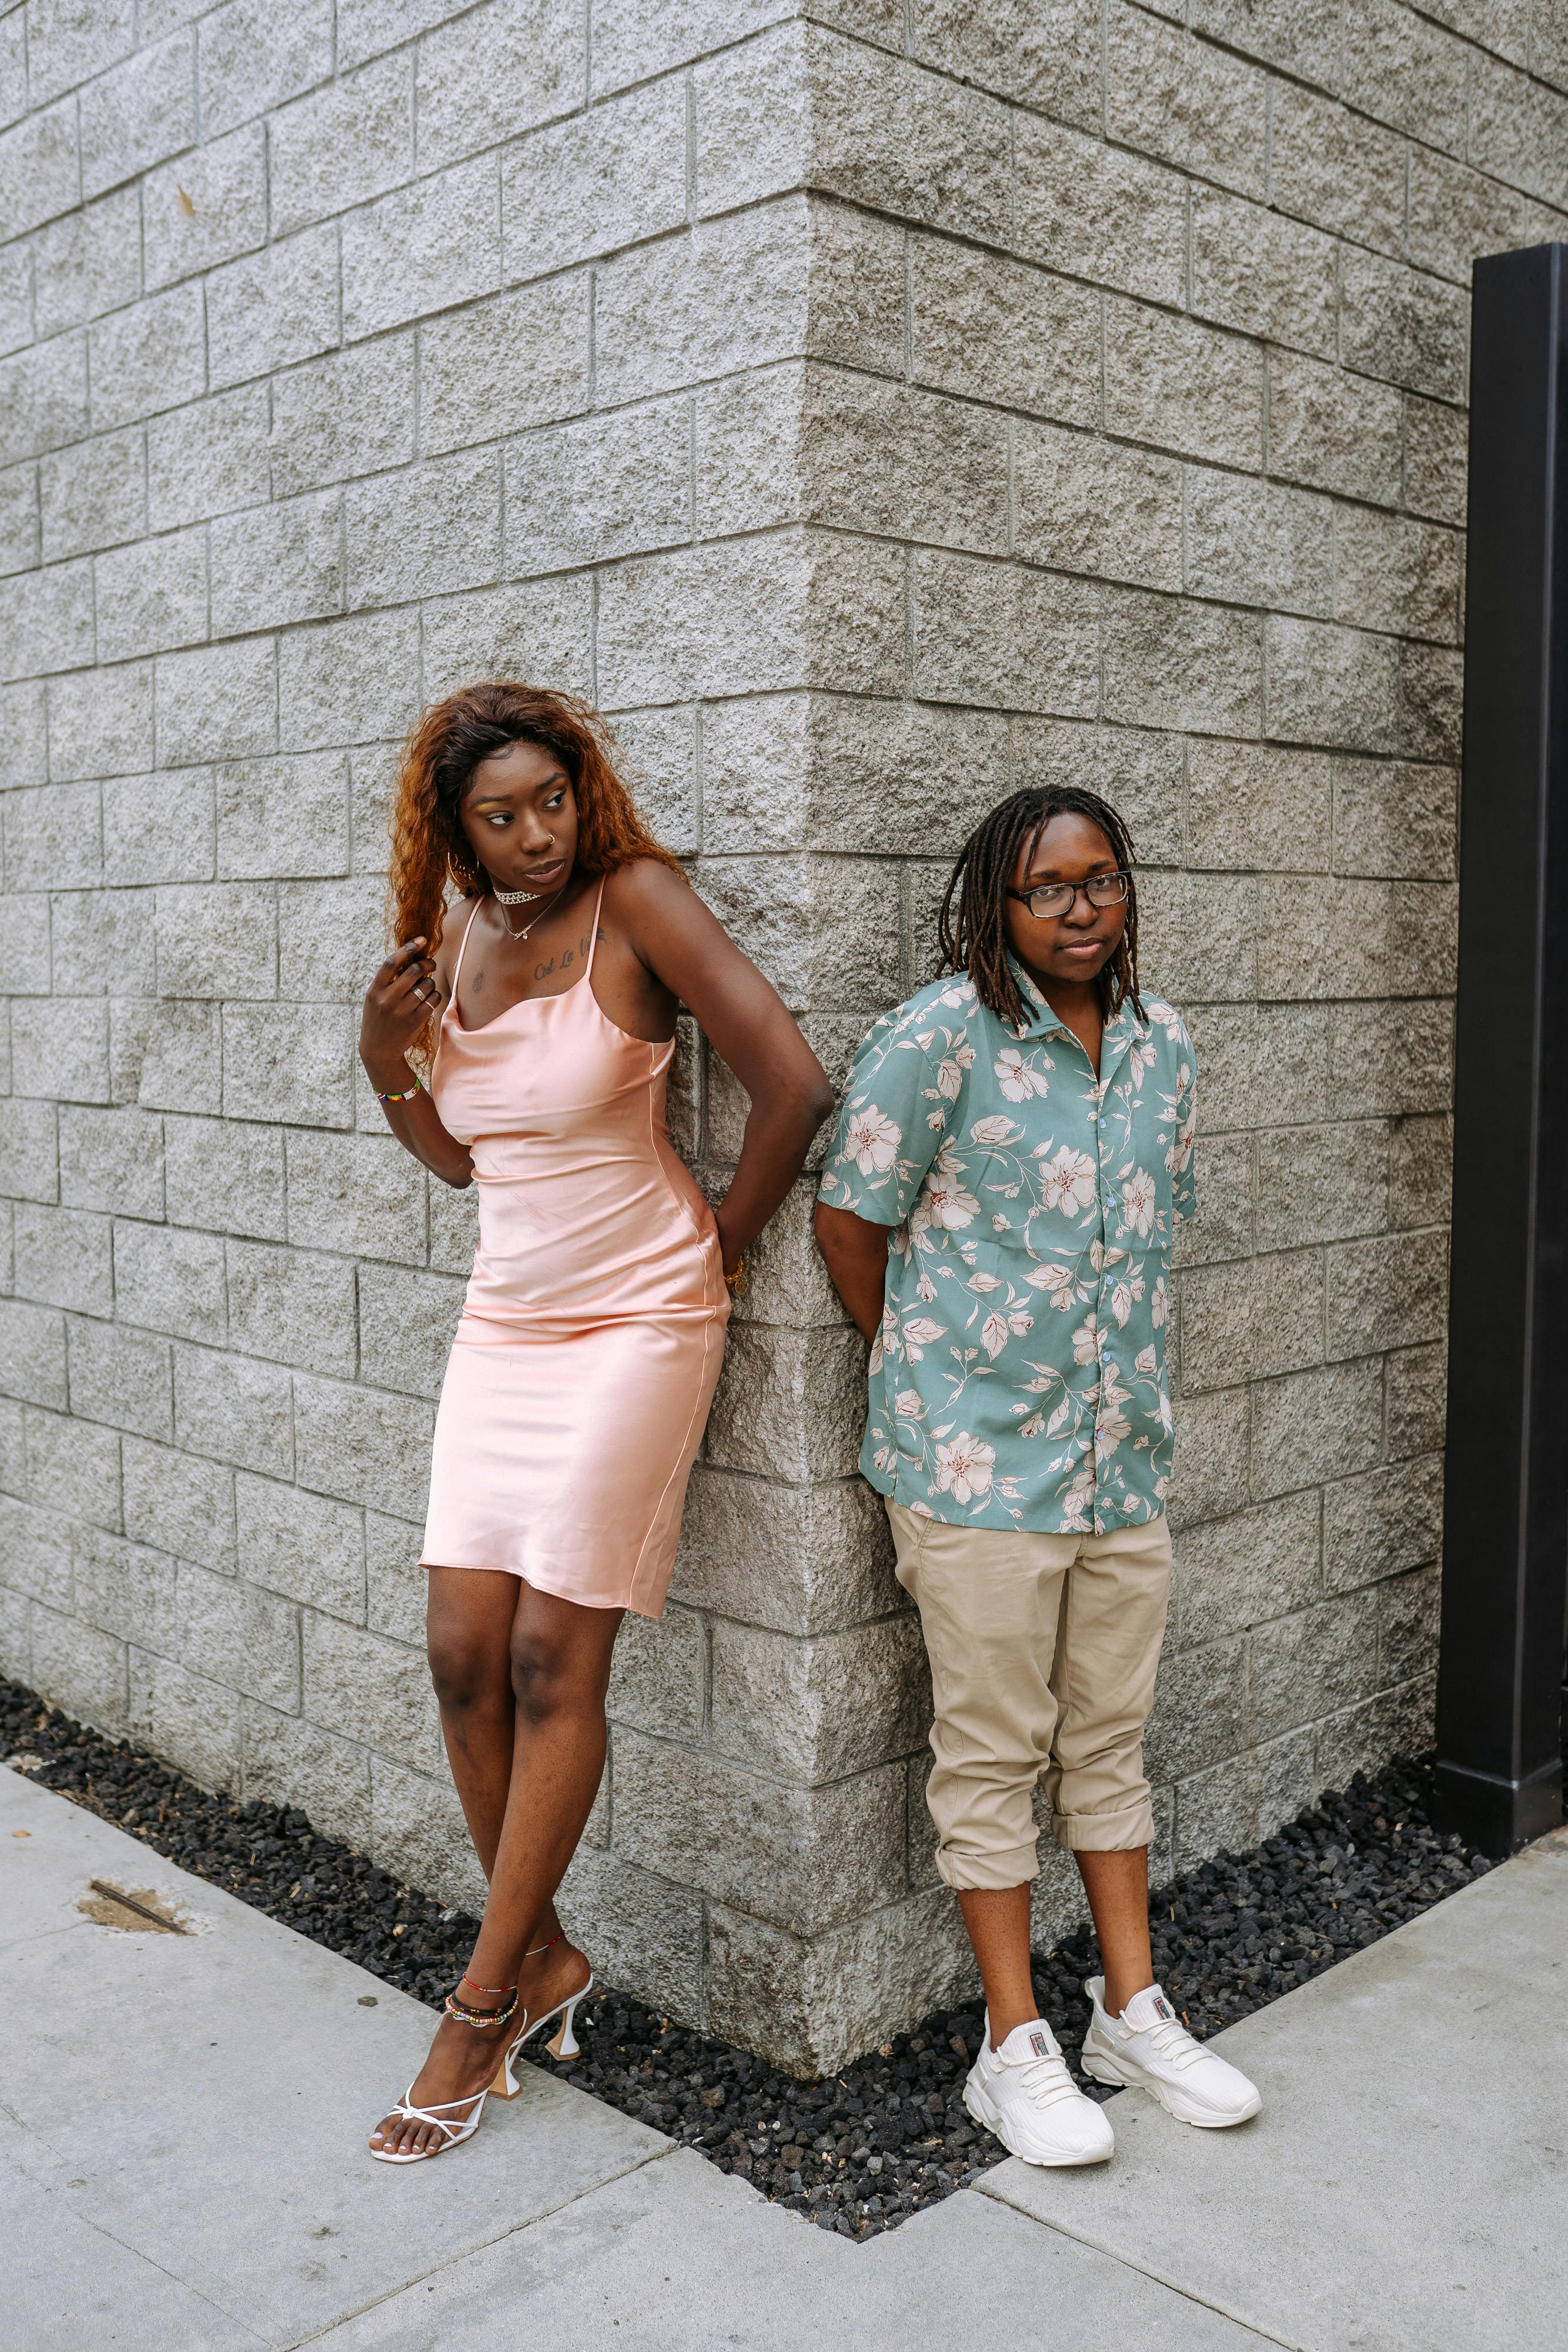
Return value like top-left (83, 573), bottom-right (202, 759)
top-left (497, 1966), bottom-right (596, 2087)
top-left (547, 1989), bottom-right (586, 2060)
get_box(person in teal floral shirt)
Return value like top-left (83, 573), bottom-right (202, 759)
top-left (817, 786), bottom-right (1260, 2169)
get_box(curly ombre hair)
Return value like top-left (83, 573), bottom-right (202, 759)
top-left (388, 679), bottom-right (682, 955)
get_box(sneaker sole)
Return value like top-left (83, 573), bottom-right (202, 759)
top-left (962, 2076), bottom-right (1114, 2167)
top-left (1080, 2052), bottom-right (1262, 2129)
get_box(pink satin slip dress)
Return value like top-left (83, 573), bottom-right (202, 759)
top-left (420, 881), bottom-right (729, 1617)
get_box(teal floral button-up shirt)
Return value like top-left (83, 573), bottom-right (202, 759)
top-left (818, 963), bottom-right (1196, 1534)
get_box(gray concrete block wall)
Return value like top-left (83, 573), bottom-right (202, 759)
top-left (0, 0), bottom-right (1549, 2070)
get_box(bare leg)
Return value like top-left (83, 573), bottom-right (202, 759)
top-left (424, 1567), bottom-right (569, 1957)
top-left (371, 1580), bottom-right (620, 2159)
top-left (957, 1886), bottom-right (1039, 2048)
top-left (1075, 1847), bottom-right (1154, 2016)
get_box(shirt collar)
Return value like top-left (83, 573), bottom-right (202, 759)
top-left (1005, 954), bottom-right (1146, 1054)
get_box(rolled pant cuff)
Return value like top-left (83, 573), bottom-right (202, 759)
top-left (1052, 1799), bottom-right (1155, 1853)
top-left (935, 1839), bottom-right (1039, 1892)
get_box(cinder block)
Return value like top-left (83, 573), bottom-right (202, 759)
top-left (0, 99), bottom-right (80, 242)
top-left (302, 1607), bottom-right (440, 1769)
top-left (1340, 0), bottom-right (1469, 152)
top-left (1385, 1341), bottom-right (1446, 1461)
top-left (1171, 1729), bottom-right (1317, 1869)
top-left (0, 335), bottom-right (90, 468)
top-left (707, 1883), bottom-right (975, 2076)
top-left (90, 286), bottom-right (205, 432)
top-left (172, 1339), bottom-right (293, 1474)
top-left (1400, 640), bottom-right (1464, 766)
top-left (367, 1752), bottom-right (487, 1913)
top-left (122, 1434), bottom-right (235, 1571)
top-left (1144, 1631), bottom-right (1248, 1780)
top-left (269, 51), bottom-right (413, 240)
top-left (1186, 739), bottom-right (1330, 871)
top-left (1014, 115), bottom-right (1186, 306)
top-left (1102, 589), bottom-right (1262, 736)
top-left (419, 280), bottom-right (589, 457)
top-left (28, 1), bottom-right (136, 108)
top-left (32, 188), bottom-right (142, 338)
top-left (39, 426), bottom-right (145, 560)
top-left (155, 640), bottom-right (278, 764)
top-left (96, 526), bottom-right (210, 663)
top-left (47, 661), bottom-right (155, 781)
top-left (1189, 185), bottom-right (1337, 358)
top-left (555, 1839), bottom-right (705, 2022)
top-left (215, 751), bottom-right (350, 882)
top-left (65, 1312), bottom-right (171, 1437)
top-left (1013, 422), bottom-right (1182, 591)
top-left (0, 454), bottom-right (38, 571)
top-left (417, 0), bottom-right (583, 169)
top-left (153, 882), bottom-right (275, 999)
top-left (420, 577), bottom-right (593, 705)
top-left (342, 154), bottom-right (500, 342)
top-left (206, 226), bottom-right (340, 390)
top-left (0, 891), bottom-right (50, 996)
top-left (210, 492), bottom-right (344, 634)
top-left (346, 449), bottom-right (502, 609)
top-left (356, 1262), bottom-right (465, 1399)
top-left (911, 0), bottom-right (1099, 118)
top-left (292, 1369), bottom-right (434, 1512)
top-left (112, 1220), bottom-right (226, 1344)
top-left (1330, 999), bottom-right (1452, 1119)
top-left (79, 30), bottom-right (196, 201)
top-left (284, 1128), bottom-right (426, 1262)
top-left (236, 1469), bottom-right (365, 1620)
top-left (1106, 2), bottom-right (1265, 192)
top-left (910, 235), bottom-right (1099, 427)
top-left (1335, 507), bottom-right (1460, 647)
top-left (1171, 1130), bottom-right (1253, 1267)
top-left (1377, 1561), bottom-right (1439, 1686)
top-left (226, 1240), bottom-right (356, 1375)
top-left (198, 0), bottom-right (333, 142)
top-left (1401, 393), bottom-right (1465, 533)
top-left (593, 202), bottom-right (801, 406)
top-left (269, 339), bottom-right (416, 497)
top-left (0, 559), bottom-right (95, 679)
top-left (240, 1700), bottom-right (372, 1852)
top-left (612, 1723), bottom-right (906, 1937)
top-left (1171, 1491), bottom-right (1320, 1649)
top-left (128, 1646), bottom-right (240, 1788)
top-left (24, 1405), bottom-right (121, 1530)
top-left (142, 123), bottom-right (267, 289)
top-left (1268, 349), bottom-right (1403, 507)
top-left (1388, 1112), bottom-right (1452, 1231)
top-left (1255, 1119), bottom-right (1389, 1249)
top-left (1332, 754), bottom-right (1456, 881)
top-left (1105, 299), bottom-right (1263, 470)
top-left (1185, 470), bottom-right (1333, 618)
top-left (511, 399), bottom-right (691, 573)
top-left (365, 1508), bottom-right (427, 1643)
top-left (606, 1602), bottom-right (707, 1742)
top-left (1168, 1384), bottom-right (1250, 1531)
top-left (34, 1602), bottom-right (126, 1735)
top-left (55, 886), bottom-right (151, 1001)
top-left (1268, 77), bottom-right (1407, 253)
top-left (599, 532), bottom-right (905, 709)
top-left (606, 705), bottom-right (698, 857)
top-left (11, 998), bottom-right (111, 1103)
top-left (74, 1524), bottom-right (179, 1652)
top-left (1325, 1230), bottom-right (1448, 1359)
top-left (0, 1488), bottom-right (75, 1601)
top-left (1340, 249), bottom-right (1467, 406)
top-left (911, 549), bottom-right (1098, 716)
top-left (278, 609), bottom-right (423, 751)
top-left (278, 877), bottom-right (385, 1007)
top-left (1407, 141), bottom-right (1530, 284)
top-left (0, 1098), bottom-right (58, 1204)
top-left (692, 851), bottom-right (900, 1008)
top-left (710, 1612), bottom-right (928, 1783)
top-left (1315, 1673), bottom-right (1435, 1795)
top-left (1179, 1250), bottom-right (1323, 1392)
top-left (1251, 1358), bottom-right (1383, 1502)
top-left (5, 778), bottom-right (102, 889)
top-left (704, 1322), bottom-right (867, 1482)
top-left (1264, 616), bottom-right (1402, 755)
top-left (501, 75), bottom-right (688, 280)
top-left (222, 1002), bottom-right (356, 1129)
top-left (1323, 1452), bottom-right (1443, 1592)
top-left (0, 679), bottom-right (49, 788)
top-left (164, 1112), bottom-right (285, 1241)
top-left (111, 998), bottom-right (221, 1115)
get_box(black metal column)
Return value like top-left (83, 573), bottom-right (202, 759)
top-left (1435, 242), bottom-right (1568, 1854)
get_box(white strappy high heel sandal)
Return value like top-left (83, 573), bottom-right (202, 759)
top-left (492, 1966), bottom-right (596, 2097)
top-left (369, 1973), bottom-right (521, 2166)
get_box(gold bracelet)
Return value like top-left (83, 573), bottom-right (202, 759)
top-left (724, 1252), bottom-right (748, 1296)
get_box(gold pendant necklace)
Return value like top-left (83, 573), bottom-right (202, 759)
top-left (495, 883), bottom-right (566, 942)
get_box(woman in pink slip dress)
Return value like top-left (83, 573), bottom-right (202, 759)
top-left (357, 682), bottom-right (832, 2164)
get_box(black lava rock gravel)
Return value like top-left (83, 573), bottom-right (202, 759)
top-left (2, 1676), bottom-right (1497, 2240)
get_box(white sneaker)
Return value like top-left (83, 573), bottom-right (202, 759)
top-left (1079, 1978), bottom-right (1262, 2128)
top-left (963, 2012), bottom-right (1115, 2167)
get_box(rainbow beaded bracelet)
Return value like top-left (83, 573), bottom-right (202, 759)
top-left (376, 1078), bottom-right (423, 1103)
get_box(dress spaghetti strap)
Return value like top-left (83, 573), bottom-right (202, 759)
top-left (450, 897), bottom-right (483, 994)
top-left (584, 876), bottom-right (607, 976)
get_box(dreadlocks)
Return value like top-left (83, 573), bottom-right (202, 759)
top-left (937, 785), bottom-right (1144, 1031)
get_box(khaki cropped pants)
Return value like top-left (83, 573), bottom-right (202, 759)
top-left (887, 1500), bottom-right (1172, 1892)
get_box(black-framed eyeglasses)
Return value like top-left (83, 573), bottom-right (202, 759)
top-left (1006, 871), bottom-right (1131, 921)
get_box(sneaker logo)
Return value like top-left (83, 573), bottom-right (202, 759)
top-left (1029, 2031), bottom-right (1050, 2057)
top-left (1151, 1996), bottom-right (1172, 2022)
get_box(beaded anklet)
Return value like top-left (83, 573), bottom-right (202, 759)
top-left (443, 1984), bottom-right (519, 2029)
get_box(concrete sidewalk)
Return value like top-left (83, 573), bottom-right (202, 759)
top-left (2, 1763), bottom-right (1562, 2351)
